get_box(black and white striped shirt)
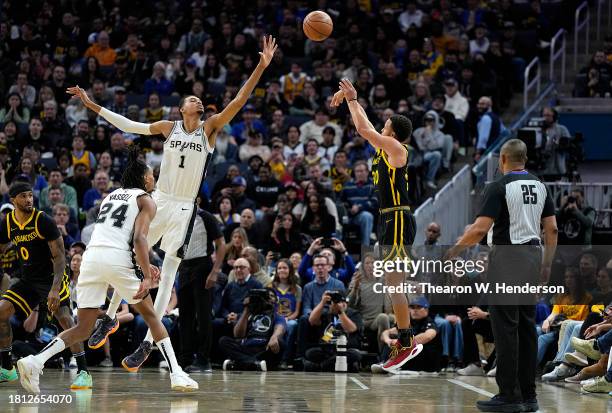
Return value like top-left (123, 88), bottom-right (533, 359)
top-left (478, 171), bottom-right (555, 245)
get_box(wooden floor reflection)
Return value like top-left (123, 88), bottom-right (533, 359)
top-left (1, 368), bottom-right (609, 412)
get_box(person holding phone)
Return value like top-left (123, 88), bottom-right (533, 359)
top-left (297, 237), bottom-right (355, 286)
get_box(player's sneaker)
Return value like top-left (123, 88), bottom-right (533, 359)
top-left (0, 367), bottom-right (18, 382)
top-left (381, 339), bottom-right (423, 373)
top-left (88, 315), bottom-right (119, 349)
top-left (70, 370), bottom-right (93, 390)
top-left (17, 355), bottom-right (43, 393)
top-left (121, 341), bottom-right (152, 372)
top-left (371, 363), bottom-right (386, 374)
top-left (170, 370), bottom-right (198, 392)
top-left (222, 359), bottom-right (235, 371)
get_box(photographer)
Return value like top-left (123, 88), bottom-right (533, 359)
top-left (557, 189), bottom-right (595, 246)
top-left (302, 291), bottom-right (363, 372)
top-left (298, 237), bottom-right (355, 286)
top-left (219, 289), bottom-right (286, 371)
top-left (540, 107), bottom-right (572, 178)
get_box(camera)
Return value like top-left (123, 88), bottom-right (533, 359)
top-left (321, 238), bottom-right (333, 248)
top-left (328, 291), bottom-right (345, 303)
top-left (246, 288), bottom-right (275, 314)
top-left (566, 196), bottom-right (576, 204)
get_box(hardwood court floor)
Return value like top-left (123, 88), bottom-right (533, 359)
top-left (1, 368), bottom-right (609, 412)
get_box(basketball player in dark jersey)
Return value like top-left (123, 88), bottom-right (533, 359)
top-left (0, 182), bottom-right (91, 389)
top-left (331, 79), bottom-right (423, 371)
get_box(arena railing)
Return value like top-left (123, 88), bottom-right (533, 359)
top-left (550, 29), bottom-right (566, 85)
top-left (524, 57), bottom-right (542, 110)
top-left (574, 1), bottom-right (590, 70)
top-left (413, 164), bottom-right (472, 245)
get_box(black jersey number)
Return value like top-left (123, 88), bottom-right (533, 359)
top-left (179, 155), bottom-right (186, 168)
top-left (521, 184), bottom-right (538, 204)
top-left (96, 203), bottom-right (128, 228)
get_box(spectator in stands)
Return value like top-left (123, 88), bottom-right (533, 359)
top-left (326, 150), bottom-right (352, 194)
top-left (223, 228), bottom-right (250, 274)
top-left (348, 254), bottom-right (393, 352)
top-left (214, 196), bottom-right (241, 234)
top-left (302, 139), bottom-right (330, 172)
top-left (39, 169), bottom-right (77, 213)
top-left (557, 189), bottom-right (595, 246)
top-left (299, 108), bottom-right (342, 146)
top-left (53, 203), bottom-right (79, 250)
top-left (70, 135), bottom-right (96, 175)
top-left (270, 213), bottom-right (304, 259)
top-left (217, 257), bottom-right (263, 330)
top-left (302, 290), bottom-right (363, 372)
top-left (84, 31), bottom-right (116, 67)
top-left (443, 78), bottom-right (469, 153)
top-left (43, 186), bottom-right (77, 219)
top-left (231, 104), bottom-right (267, 145)
top-left (306, 164), bottom-right (333, 193)
top-left (239, 131), bottom-right (271, 163)
top-left (41, 100), bottom-right (69, 148)
top-left (399, 0), bottom-right (424, 31)
top-left (283, 125), bottom-right (303, 160)
top-left (220, 288), bottom-right (285, 372)
top-left (280, 62), bottom-right (309, 104)
top-left (301, 194), bottom-right (336, 240)
top-left (23, 118), bottom-right (50, 153)
top-left (64, 162), bottom-right (91, 206)
top-left (319, 126), bottom-right (339, 164)
top-left (298, 237), bottom-right (354, 286)
top-left (8, 73), bottom-right (36, 108)
top-left (231, 177), bottom-right (256, 213)
top-left (0, 93), bottom-right (30, 124)
top-left (540, 107), bottom-right (572, 177)
top-left (474, 97), bottom-right (503, 161)
top-left (413, 111), bottom-right (447, 189)
top-left (469, 24), bottom-right (490, 56)
top-left (579, 254), bottom-right (599, 293)
top-left (580, 50), bottom-right (611, 79)
top-left (82, 170), bottom-right (110, 211)
top-left (341, 161), bottom-right (376, 246)
top-left (373, 296), bottom-right (441, 373)
top-left (270, 259), bottom-right (302, 369)
top-left (228, 246), bottom-right (272, 287)
top-left (13, 157), bottom-right (47, 199)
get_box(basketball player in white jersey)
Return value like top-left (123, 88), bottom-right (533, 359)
top-left (16, 147), bottom-right (198, 393)
top-left (66, 35), bottom-right (278, 371)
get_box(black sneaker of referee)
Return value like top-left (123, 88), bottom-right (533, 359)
top-left (122, 341), bottom-right (153, 372)
top-left (476, 394), bottom-right (524, 412)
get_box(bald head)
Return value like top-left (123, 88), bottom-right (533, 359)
top-left (499, 139), bottom-right (527, 172)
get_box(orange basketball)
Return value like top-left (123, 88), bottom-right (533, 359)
top-left (303, 11), bottom-right (333, 42)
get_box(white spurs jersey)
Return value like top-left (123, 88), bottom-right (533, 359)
top-left (87, 188), bottom-right (147, 252)
top-left (157, 120), bottom-right (214, 200)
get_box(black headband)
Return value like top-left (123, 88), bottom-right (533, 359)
top-left (9, 182), bottom-right (33, 198)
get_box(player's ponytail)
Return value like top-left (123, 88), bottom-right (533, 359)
top-left (121, 144), bottom-right (149, 190)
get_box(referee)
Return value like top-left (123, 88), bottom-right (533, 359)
top-left (446, 139), bottom-right (558, 413)
top-left (177, 206), bottom-right (226, 373)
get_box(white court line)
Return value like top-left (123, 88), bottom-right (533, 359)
top-left (350, 376), bottom-right (369, 390)
top-left (447, 379), bottom-right (495, 398)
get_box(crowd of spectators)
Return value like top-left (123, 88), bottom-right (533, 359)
top-left (3, 0), bottom-right (611, 391)
top-left (574, 39), bottom-right (612, 97)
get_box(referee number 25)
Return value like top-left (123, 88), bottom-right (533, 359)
top-left (521, 184), bottom-right (537, 204)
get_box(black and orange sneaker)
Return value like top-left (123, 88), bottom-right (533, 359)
top-left (88, 315), bottom-right (119, 349)
top-left (381, 338), bottom-right (423, 373)
top-left (121, 341), bottom-right (153, 373)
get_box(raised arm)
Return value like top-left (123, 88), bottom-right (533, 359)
top-left (66, 86), bottom-right (174, 138)
top-left (205, 35), bottom-right (277, 140)
top-left (333, 79), bottom-right (407, 168)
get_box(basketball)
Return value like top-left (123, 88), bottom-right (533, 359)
top-left (303, 11), bottom-right (333, 41)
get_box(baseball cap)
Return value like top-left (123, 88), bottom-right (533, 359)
top-left (444, 78), bottom-right (458, 87)
top-left (114, 86), bottom-right (126, 94)
top-left (410, 296), bottom-right (430, 308)
top-left (186, 58), bottom-right (197, 66)
top-left (231, 176), bottom-right (247, 187)
top-left (70, 241), bottom-right (87, 251)
top-left (243, 103), bottom-right (256, 112)
top-left (0, 203), bottom-right (14, 213)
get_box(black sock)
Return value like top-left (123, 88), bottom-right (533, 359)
top-left (1, 348), bottom-right (13, 370)
top-left (398, 328), bottom-right (415, 347)
top-left (74, 351), bottom-right (88, 373)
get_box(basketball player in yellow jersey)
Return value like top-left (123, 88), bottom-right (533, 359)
top-left (331, 79), bottom-right (423, 372)
top-left (66, 35), bottom-right (278, 371)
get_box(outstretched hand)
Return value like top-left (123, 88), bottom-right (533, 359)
top-left (330, 89), bottom-right (345, 107)
top-left (66, 86), bottom-right (94, 107)
top-left (259, 35), bottom-right (278, 67)
top-left (338, 79), bottom-right (358, 101)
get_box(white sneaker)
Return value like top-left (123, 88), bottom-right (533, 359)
top-left (159, 360), bottom-right (169, 370)
top-left (564, 351), bottom-right (588, 367)
top-left (170, 370), bottom-right (198, 392)
top-left (258, 360), bottom-right (267, 372)
top-left (457, 363), bottom-right (485, 376)
top-left (17, 355), bottom-right (43, 394)
top-left (371, 363), bottom-right (386, 374)
top-left (69, 357), bottom-right (77, 368)
top-left (486, 367), bottom-right (497, 377)
top-left (542, 364), bottom-right (574, 382)
top-left (222, 359), bottom-right (234, 371)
